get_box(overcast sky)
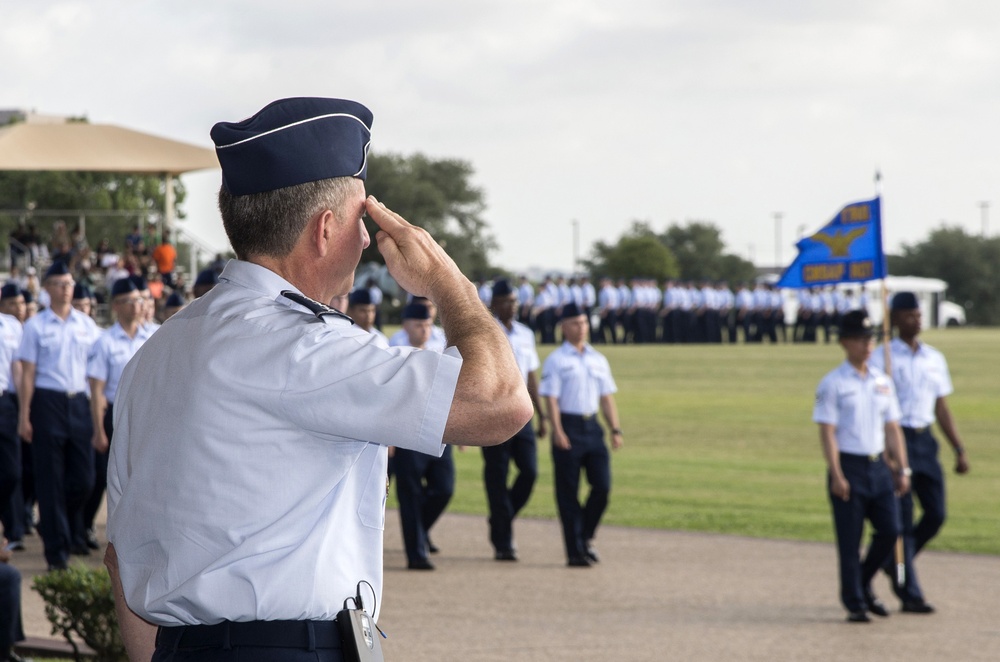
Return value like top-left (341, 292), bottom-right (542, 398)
top-left (3, 0), bottom-right (999, 273)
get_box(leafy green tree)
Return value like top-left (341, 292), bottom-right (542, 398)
top-left (659, 221), bottom-right (756, 283)
top-left (888, 225), bottom-right (1000, 325)
top-left (0, 170), bottom-right (185, 252)
top-left (361, 152), bottom-right (496, 278)
top-left (583, 221), bottom-right (680, 280)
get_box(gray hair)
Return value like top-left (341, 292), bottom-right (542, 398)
top-left (218, 177), bottom-right (356, 260)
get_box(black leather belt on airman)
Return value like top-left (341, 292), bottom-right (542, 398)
top-left (902, 426), bottom-right (930, 434)
top-left (839, 452), bottom-right (883, 463)
top-left (156, 620), bottom-right (343, 650)
top-left (562, 413), bottom-right (597, 421)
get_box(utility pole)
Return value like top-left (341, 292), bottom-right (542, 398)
top-left (571, 219), bottom-right (579, 275)
top-left (773, 212), bottom-right (783, 267)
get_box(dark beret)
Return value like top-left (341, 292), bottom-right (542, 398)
top-left (0, 284), bottom-right (20, 299)
top-left (44, 261), bottom-right (71, 280)
top-left (561, 302), bottom-right (585, 321)
top-left (402, 302), bottom-right (431, 321)
top-left (111, 278), bottom-right (140, 298)
top-left (195, 269), bottom-right (220, 287)
top-left (839, 310), bottom-right (875, 339)
top-left (891, 291), bottom-right (919, 311)
top-left (211, 97), bottom-right (373, 196)
top-left (73, 283), bottom-right (93, 300)
top-left (348, 289), bottom-right (373, 306)
top-left (165, 291), bottom-right (186, 308)
top-left (492, 279), bottom-right (514, 298)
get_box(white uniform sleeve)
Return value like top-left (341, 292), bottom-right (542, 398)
top-left (812, 374), bottom-right (838, 425)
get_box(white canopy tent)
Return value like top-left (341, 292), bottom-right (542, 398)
top-left (0, 120), bottom-right (219, 230)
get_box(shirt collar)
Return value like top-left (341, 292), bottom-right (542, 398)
top-left (219, 260), bottom-right (300, 303)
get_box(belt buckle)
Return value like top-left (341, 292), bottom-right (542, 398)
top-left (582, 413), bottom-right (595, 421)
top-left (867, 454), bottom-right (880, 462)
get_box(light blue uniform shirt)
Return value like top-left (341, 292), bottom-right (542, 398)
top-left (813, 362), bottom-right (901, 455)
top-left (16, 307), bottom-right (100, 393)
top-left (870, 338), bottom-right (953, 428)
top-left (497, 318), bottom-right (540, 383)
top-left (107, 260), bottom-right (461, 626)
top-left (539, 342), bottom-right (617, 416)
top-left (0, 313), bottom-right (23, 392)
top-left (388, 326), bottom-right (446, 352)
top-left (86, 322), bottom-right (154, 404)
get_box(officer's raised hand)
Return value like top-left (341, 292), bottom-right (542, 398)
top-left (366, 196), bottom-right (470, 303)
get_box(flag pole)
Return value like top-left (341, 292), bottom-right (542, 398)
top-left (875, 170), bottom-right (906, 588)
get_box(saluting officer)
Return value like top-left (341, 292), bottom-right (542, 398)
top-left (483, 279), bottom-right (546, 561)
top-left (16, 261), bottom-right (101, 570)
top-left (84, 277), bottom-right (154, 551)
top-left (870, 291), bottom-right (969, 614)
top-left (0, 288), bottom-right (23, 552)
top-left (814, 310), bottom-right (910, 623)
top-left (105, 97), bottom-right (530, 661)
top-left (540, 302), bottom-right (623, 567)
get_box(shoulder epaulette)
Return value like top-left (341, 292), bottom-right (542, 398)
top-left (281, 290), bottom-right (355, 325)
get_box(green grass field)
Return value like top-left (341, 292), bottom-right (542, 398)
top-left (390, 327), bottom-right (999, 555)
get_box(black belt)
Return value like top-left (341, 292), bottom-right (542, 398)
top-left (562, 412), bottom-right (597, 421)
top-left (902, 426), bottom-right (930, 434)
top-left (156, 620), bottom-right (342, 650)
top-left (35, 387), bottom-right (86, 399)
top-left (839, 452), bottom-right (883, 463)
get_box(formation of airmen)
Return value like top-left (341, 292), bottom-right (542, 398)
top-left (476, 274), bottom-right (874, 345)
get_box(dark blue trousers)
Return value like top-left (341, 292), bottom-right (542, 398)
top-left (830, 453), bottom-right (901, 613)
top-left (0, 393), bottom-right (21, 541)
top-left (552, 415), bottom-right (611, 560)
top-left (84, 404), bottom-right (113, 532)
top-left (30, 389), bottom-right (95, 568)
top-left (889, 427), bottom-right (946, 602)
top-left (394, 445), bottom-right (454, 564)
top-left (0, 562), bottom-right (23, 658)
top-left (482, 421), bottom-right (537, 553)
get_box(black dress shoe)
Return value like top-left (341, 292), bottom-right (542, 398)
top-left (901, 600), bottom-right (935, 614)
top-left (846, 610), bottom-right (871, 623)
top-left (47, 562), bottom-right (68, 572)
top-left (427, 539), bottom-right (440, 554)
top-left (70, 545), bottom-right (91, 556)
top-left (864, 592), bottom-right (889, 617)
top-left (584, 545), bottom-right (600, 564)
top-left (494, 549), bottom-right (518, 561)
top-left (86, 528), bottom-right (100, 550)
top-left (407, 558), bottom-right (435, 571)
top-left (567, 555), bottom-right (592, 568)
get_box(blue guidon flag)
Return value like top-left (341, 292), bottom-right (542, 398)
top-left (776, 196), bottom-right (886, 289)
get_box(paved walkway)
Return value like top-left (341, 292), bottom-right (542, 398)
top-left (14, 511), bottom-right (1000, 661)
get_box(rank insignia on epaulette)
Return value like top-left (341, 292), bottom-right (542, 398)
top-left (281, 290), bottom-right (355, 325)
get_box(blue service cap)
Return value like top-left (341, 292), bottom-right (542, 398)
top-left (21, 289), bottom-right (33, 304)
top-left (165, 291), bottom-right (186, 308)
top-left (0, 283), bottom-right (20, 299)
top-left (839, 310), bottom-right (875, 338)
top-left (348, 289), bottom-right (373, 306)
top-left (195, 269), bottom-right (219, 287)
top-left (561, 302), bottom-right (585, 321)
top-left (402, 302), bottom-right (431, 321)
top-left (492, 279), bottom-right (514, 298)
top-left (73, 283), bottom-right (93, 300)
top-left (111, 278), bottom-right (140, 298)
top-left (129, 274), bottom-right (148, 291)
top-left (44, 261), bottom-right (71, 280)
top-left (891, 291), bottom-right (919, 311)
top-left (211, 97), bottom-right (373, 196)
